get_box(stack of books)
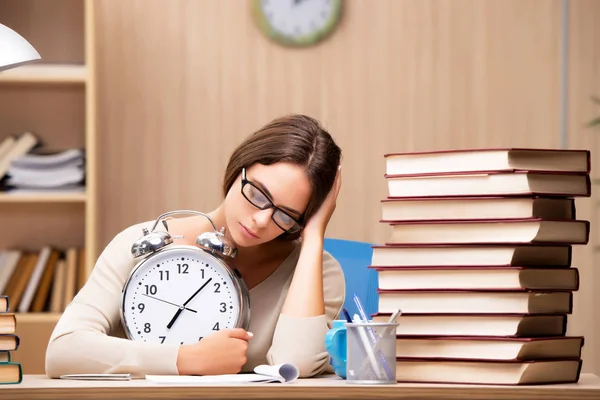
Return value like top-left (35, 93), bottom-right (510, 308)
top-left (0, 295), bottom-right (22, 384)
top-left (0, 132), bottom-right (85, 193)
top-left (370, 148), bottom-right (590, 385)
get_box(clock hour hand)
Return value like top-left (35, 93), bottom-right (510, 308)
top-left (166, 277), bottom-right (213, 329)
top-left (141, 294), bottom-right (197, 313)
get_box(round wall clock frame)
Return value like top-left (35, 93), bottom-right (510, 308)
top-left (253, 0), bottom-right (343, 47)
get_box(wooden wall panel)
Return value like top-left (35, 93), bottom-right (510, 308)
top-left (566, 0), bottom-right (600, 374)
top-left (94, 0), bottom-right (561, 248)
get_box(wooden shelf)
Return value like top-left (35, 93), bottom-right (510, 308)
top-left (0, 64), bottom-right (87, 84)
top-left (0, 192), bottom-right (86, 203)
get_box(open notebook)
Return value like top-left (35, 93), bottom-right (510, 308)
top-left (146, 363), bottom-right (299, 384)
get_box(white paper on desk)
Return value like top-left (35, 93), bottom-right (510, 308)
top-left (60, 373), bottom-right (132, 381)
top-left (146, 363), bottom-right (299, 384)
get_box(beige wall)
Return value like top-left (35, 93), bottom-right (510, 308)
top-left (94, 0), bottom-right (600, 372)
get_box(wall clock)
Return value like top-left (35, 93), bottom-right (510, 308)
top-left (253, 0), bottom-right (343, 47)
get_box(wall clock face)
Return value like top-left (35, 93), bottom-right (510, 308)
top-left (253, 0), bottom-right (343, 47)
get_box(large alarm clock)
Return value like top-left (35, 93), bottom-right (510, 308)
top-left (120, 210), bottom-right (251, 345)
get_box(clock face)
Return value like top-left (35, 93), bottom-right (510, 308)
top-left (254, 0), bottom-right (343, 47)
top-left (121, 247), bottom-right (246, 345)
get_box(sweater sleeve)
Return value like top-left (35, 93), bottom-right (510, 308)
top-left (265, 250), bottom-right (345, 378)
top-left (45, 223), bottom-right (181, 378)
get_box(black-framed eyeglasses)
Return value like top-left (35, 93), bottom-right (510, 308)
top-left (241, 168), bottom-right (303, 234)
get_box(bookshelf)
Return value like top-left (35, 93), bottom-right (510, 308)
top-left (0, 0), bottom-right (97, 374)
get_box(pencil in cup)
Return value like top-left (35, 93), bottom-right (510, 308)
top-left (345, 320), bottom-right (398, 384)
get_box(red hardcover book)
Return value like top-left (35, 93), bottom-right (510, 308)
top-left (385, 218), bottom-right (590, 245)
top-left (371, 266), bottom-right (579, 291)
top-left (384, 148), bottom-right (590, 175)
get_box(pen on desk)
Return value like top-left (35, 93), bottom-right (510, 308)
top-left (353, 293), bottom-right (394, 380)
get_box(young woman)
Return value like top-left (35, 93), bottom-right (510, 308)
top-left (45, 114), bottom-right (345, 378)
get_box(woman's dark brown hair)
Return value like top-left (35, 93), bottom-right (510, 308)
top-left (223, 114), bottom-right (342, 241)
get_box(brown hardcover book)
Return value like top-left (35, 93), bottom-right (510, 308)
top-left (384, 148), bottom-right (590, 175)
top-left (380, 196), bottom-right (575, 222)
top-left (395, 336), bottom-right (584, 361)
top-left (371, 313), bottom-right (567, 337)
top-left (393, 358), bottom-right (582, 385)
top-left (0, 362), bottom-right (22, 385)
top-left (3, 254), bottom-right (38, 311)
top-left (385, 170), bottom-right (590, 198)
top-left (373, 266), bottom-right (579, 291)
top-left (371, 244), bottom-right (572, 268)
top-left (31, 248), bottom-right (61, 312)
top-left (0, 313), bottom-right (16, 334)
top-left (0, 334), bottom-right (19, 351)
top-left (377, 289), bottom-right (573, 314)
top-left (385, 218), bottom-right (590, 245)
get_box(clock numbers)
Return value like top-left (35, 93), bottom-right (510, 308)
top-left (123, 250), bottom-right (241, 346)
top-left (178, 263), bottom-right (189, 274)
top-left (144, 284), bottom-right (157, 295)
top-left (159, 270), bottom-right (170, 281)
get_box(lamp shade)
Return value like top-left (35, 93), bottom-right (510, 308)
top-left (0, 23), bottom-right (41, 72)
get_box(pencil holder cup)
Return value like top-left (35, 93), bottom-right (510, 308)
top-left (325, 320), bottom-right (397, 384)
top-left (345, 322), bottom-right (397, 384)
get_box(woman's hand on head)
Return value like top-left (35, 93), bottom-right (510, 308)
top-left (302, 166), bottom-right (342, 239)
top-left (176, 328), bottom-right (253, 375)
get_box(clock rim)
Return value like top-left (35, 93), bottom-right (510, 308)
top-left (120, 245), bottom-right (251, 343)
top-left (252, 0), bottom-right (343, 47)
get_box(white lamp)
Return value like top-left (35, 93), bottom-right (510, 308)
top-left (0, 23), bottom-right (41, 72)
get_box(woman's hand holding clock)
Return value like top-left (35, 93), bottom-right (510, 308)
top-left (176, 328), bottom-right (254, 375)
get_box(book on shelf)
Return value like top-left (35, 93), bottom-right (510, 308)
top-left (0, 132), bottom-right (39, 180)
top-left (373, 266), bottom-right (579, 291)
top-left (0, 132), bottom-right (86, 192)
top-left (3, 147), bottom-right (85, 192)
top-left (384, 148), bottom-right (590, 176)
top-left (0, 247), bottom-right (86, 313)
top-left (370, 147), bottom-right (591, 385)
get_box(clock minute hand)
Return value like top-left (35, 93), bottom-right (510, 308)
top-left (166, 277), bottom-right (213, 329)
